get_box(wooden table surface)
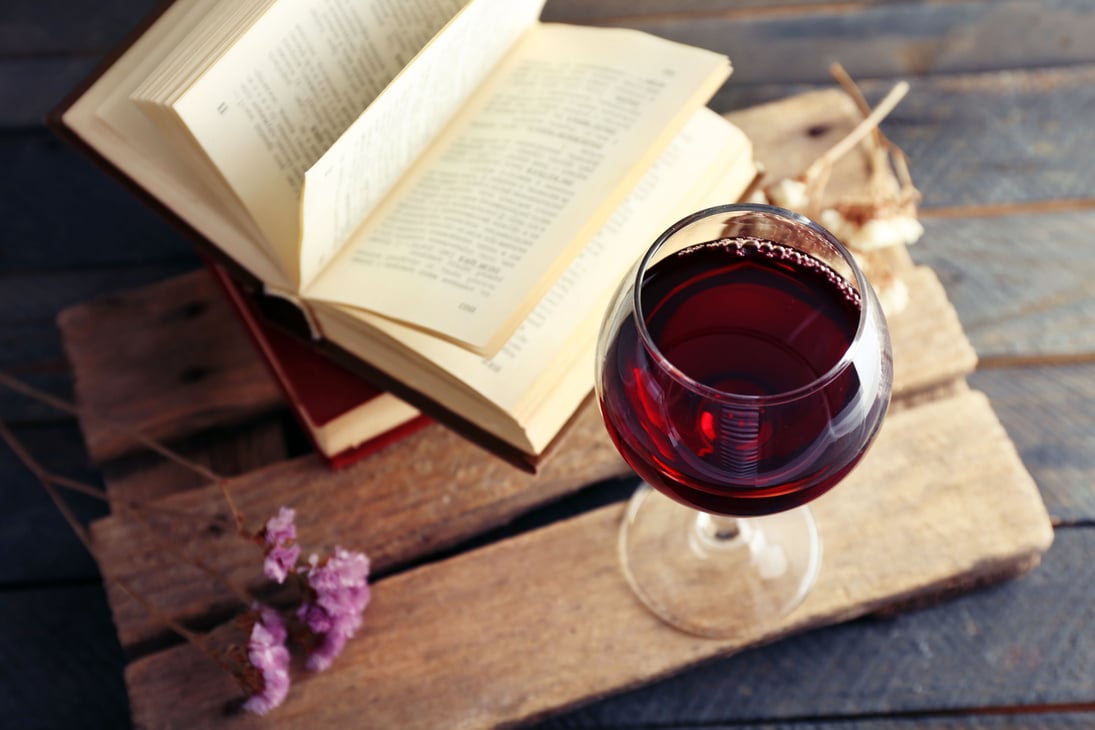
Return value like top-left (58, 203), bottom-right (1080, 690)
top-left (3, 1), bottom-right (1094, 728)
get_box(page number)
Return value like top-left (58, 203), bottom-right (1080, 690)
top-left (217, 101), bottom-right (229, 114)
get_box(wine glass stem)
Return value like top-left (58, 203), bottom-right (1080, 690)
top-left (693, 512), bottom-right (751, 553)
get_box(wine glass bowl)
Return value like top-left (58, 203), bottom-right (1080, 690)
top-left (595, 204), bottom-right (892, 637)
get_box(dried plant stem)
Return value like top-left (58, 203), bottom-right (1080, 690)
top-left (0, 421), bottom-right (227, 664)
top-left (0, 369), bottom-right (253, 533)
top-left (0, 369), bottom-right (222, 484)
top-left (804, 79), bottom-right (909, 183)
top-left (828, 63), bottom-right (920, 203)
top-left (121, 503), bottom-right (257, 606)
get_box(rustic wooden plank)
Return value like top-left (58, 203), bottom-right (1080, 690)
top-left (912, 212), bottom-right (1095, 360)
top-left (101, 416), bottom-right (291, 507)
top-left (122, 389), bottom-right (1053, 729)
top-left (717, 66), bottom-right (1095, 215)
top-left (90, 401), bottom-right (630, 652)
top-left (884, 66), bottom-right (1095, 213)
top-left (571, 712), bottom-right (1095, 729)
top-left (0, 265), bottom-right (192, 422)
top-left (971, 365), bottom-right (1095, 525)
top-left (82, 261), bottom-right (973, 649)
top-left (12, 1), bottom-right (1095, 76)
top-left (58, 262), bottom-right (970, 461)
top-left (0, 423), bottom-right (107, 584)
top-left (544, 528), bottom-right (1095, 728)
top-left (0, 585), bottom-right (129, 729)
top-left (1, 0), bottom-right (162, 54)
top-left (57, 269), bottom-right (283, 462)
top-left (543, 0), bottom-right (901, 22)
top-left (545, 1), bottom-right (1095, 84)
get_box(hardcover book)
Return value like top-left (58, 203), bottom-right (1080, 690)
top-left (209, 260), bottom-right (430, 468)
top-left (51, 0), bottom-right (757, 468)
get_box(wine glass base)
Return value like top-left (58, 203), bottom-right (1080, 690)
top-left (619, 484), bottom-right (821, 638)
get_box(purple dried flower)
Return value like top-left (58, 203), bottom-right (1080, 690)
top-left (298, 547), bottom-right (371, 671)
top-left (241, 605), bottom-right (291, 716)
top-left (261, 506), bottom-right (301, 584)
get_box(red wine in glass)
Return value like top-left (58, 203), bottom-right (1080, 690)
top-left (594, 204), bottom-right (892, 637)
top-left (600, 236), bottom-right (880, 517)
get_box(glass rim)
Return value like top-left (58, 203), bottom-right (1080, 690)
top-left (631, 203), bottom-right (872, 406)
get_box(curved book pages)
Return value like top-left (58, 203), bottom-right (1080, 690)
top-left (51, 0), bottom-right (756, 468)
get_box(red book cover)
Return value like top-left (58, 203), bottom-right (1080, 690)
top-left (208, 261), bottom-right (431, 469)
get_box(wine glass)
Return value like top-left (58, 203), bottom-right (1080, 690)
top-left (595, 203), bottom-right (893, 637)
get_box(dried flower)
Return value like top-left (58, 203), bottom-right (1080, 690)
top-left (761, 177), bottom-right (811, 212)
top-left (298, 547), bottom-right (372, 671)
top-left (820, 204), bottom-right (924, 252)
top-left (261, 506), bottom-right (301, 584)
top-left (241, 605), bottom-right (291, 716)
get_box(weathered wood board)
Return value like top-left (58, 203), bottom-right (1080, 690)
top-left (84, 261), bottom-right (972, 651)
top-left (57, 273), bottom-right (284, 463)
top-left (55, 90), bottom-right (1050, 728)
top-left (122, 389), bottom-right (1053, 729)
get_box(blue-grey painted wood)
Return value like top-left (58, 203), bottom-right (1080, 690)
top-left (0, 585), bottom-right (130, 729)
top-left (0, 133), bottom-right (196, 270)
top-left (971, 365), bottom-right (1095, 526)
top-left (0, 423), bottom-right (109, 585)
top-left (535, 528), bottom-right (1095, 728)
top-left (913, 213), bottom-right (1095, 360)
top-left (550, 1), bottom-right (1095, 83)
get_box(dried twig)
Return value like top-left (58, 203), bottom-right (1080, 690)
top-left (0, 420), bottom-right (231, 667)
top-left (0, 372), bottom-right (260, 670)
top-left (803, 79), bottom-right (909, 185)
top-left (0, 370), bottom-right (222, 483)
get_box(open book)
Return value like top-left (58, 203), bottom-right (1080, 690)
top-left (55, 0), bottom-right (757, 467)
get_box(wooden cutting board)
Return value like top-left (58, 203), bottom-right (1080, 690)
top-left (58, 90), bottom-right (1052, 728)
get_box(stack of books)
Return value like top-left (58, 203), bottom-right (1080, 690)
top-left (52, 0), bottom-right (756, 469)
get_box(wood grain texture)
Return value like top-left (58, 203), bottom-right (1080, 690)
top-left (0, 264), bottom-right (192, 422)
top-left (563, 712), bottom-right (1095, 729)
top-left (884, 66), bottom-right (1095, 212)
top-left (56, 260), bottom-right (971, 463)
top-left (122, 390), bottom-right (1053, 729)
top-left (725, 88), bottom-right (891, 208)
top-left (81, 261), bottom-right (973, 651)
top-left (90, 401), bottom-right (630, 651)
top-left (58, 270), bottom-right (283, 462)
top-left (101, 416), bottom-right (290, 507)
top-left (971, 364), bottom-right (1095, 525)
top-left (543, 529), bottom-right (1095, 727)
top-left (4, 1), bottom-right (1092, 729)
top-left (716, 66), bottom-right (1095, 216)
top-left (0, 423), bottom-right (107, 584)
top-left (913, 212), bottom-right (1095, 360)
top-left (545, 1), bottom-right (1095, 84)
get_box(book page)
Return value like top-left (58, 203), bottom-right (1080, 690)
top-left (314, 109), bottom-right (754, 449)
top-left (168, 0), bottom-right (469, 284)
top-left (62, 0), bottom-right (290, 288)
top-left (297, 0), bottom-right (545, 287)
top-left (305, 23), bottom-right (730, 354)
